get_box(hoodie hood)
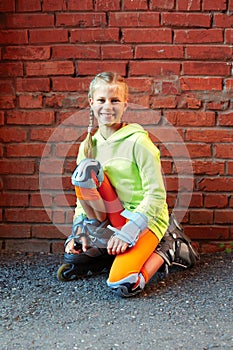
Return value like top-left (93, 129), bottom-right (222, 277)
top-left (94, 123), bottom-right (148, 143)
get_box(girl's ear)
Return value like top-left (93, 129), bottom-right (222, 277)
top-left (124, 100), bottom-right (128, 112)
top-left (89, 98), bottom-right (93, 107)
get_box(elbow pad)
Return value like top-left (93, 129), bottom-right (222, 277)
top-left (108, 210), bottom-right (148, 247)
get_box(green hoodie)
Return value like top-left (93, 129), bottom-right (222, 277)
top-left (74, 123), bottom-right (169, 240)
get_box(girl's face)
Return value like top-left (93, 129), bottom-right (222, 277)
top-left (89, 82), bottom-right (128, 127)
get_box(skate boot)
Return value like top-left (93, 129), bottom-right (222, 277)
top-left (155, 213), bottom-right (199, 274)
top-left (57, 218), bottom-right (114, 281)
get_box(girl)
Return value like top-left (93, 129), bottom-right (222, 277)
top-left (58, 72), bottom-right (198, 297)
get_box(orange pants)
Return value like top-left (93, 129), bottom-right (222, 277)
top-left (75, 173), bottom-right (159, 284)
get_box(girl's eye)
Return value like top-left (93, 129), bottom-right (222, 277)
top-left (112, 99), bottom-right (120, 103)
top-left (97, 98), bottom-right (105, 103)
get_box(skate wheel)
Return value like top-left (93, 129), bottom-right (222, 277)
top-left (57, 264), bottom-right (73, 281)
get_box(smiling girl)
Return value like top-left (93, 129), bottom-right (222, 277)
top-left (58, 72), bottom-right (198, 297)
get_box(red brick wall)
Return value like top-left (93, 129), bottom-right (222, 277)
top-left (0, 0), bottom-right (232, 254)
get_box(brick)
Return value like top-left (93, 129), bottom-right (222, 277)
top-left (26, 61), bottom-right (74, 76)
top-left (0, 80), bottom-right (14, 95)
top-left (186, 45), bottom-right (232, 60)
top-left (214, 14), bottom-right (233, 28)
top-left (0, 193), bottom-right (29, 207)
top-left (205, 194), bottom-right (228, 208)
top-left (123, 28), bottom-right (172, 43)
top-left (0, 160), bottom-right (35, 174)
top-left (215, 144), bottom-right (233, 159)
top-left (18, 94), bottom-right (43, 108)
top-left (126, 78), bottom-right (153, 93)
top-left (3, 46), bottom-right (50, 60)
top-left (162, 12), bottom-right (211, 27)
top-left (165, 111), bottom-right (215, 126)
top-left (40, 175), bottom-right (72, 190)
top-left (193, 161), bottom-right (225, 175)
top-left (183, 62), bottom-right (231, 76)
top-left (42, 0), bottom-right (68, 11)
top-left (56, 13), bottom-right (106, 27)
top-left (52, 77), bottom-right (90, 92)
top-left (52, 45), bottom-right (100, 59)
top-left (39, 159), bottom-right (65, 174)
top-left (180, 77), bottom-right (222, 91)
top-left (218, 112), bottom-right (233, 126)
top-left (230, 0), bottom-right (233, 10)
top-left (109, 12), bottom-right (160, 27)
top-left (6, 110), bottom-right (54, 125)
top-left (128, 94), bottom-right (149, 108)
top-left (4, 176), bottom-right (39, 190)
top-left (197, 178), bottom-right (233, 192)
top-left (5, 239), bottom-right (50, 253)
top-left (135, 45), bottom-right (184, 59)
top-left (202, 0), bottom-right (227, 10)
top-left (123, 0), bottom-right (148, 10)
top-left (68, 0), bottom-right (93, 10)
top-left (101, 45), bottom-right (134, 59)
top-left (95, 0), bottom-right (120, 10)
top-left (186, 129), bottom-right (233, 142)
top-left (2, 14), bottom-right (54, 29)
top-left (225, 79), bottom-right (233, 91)
top-left (174, 29), bottom-right (223, 43)
top-left (0, 30), bottom-right (28, 44)
top-left (30, 29), bottom-right (68, 44)
top-left (215, 210), bottom-right (233, 224)
top-left (0, 225), bottom-right (30, 238)
top-left (0, 62), bottom-right (23, 77)
top-left (130, 61), bottom-right (180, 76)
top-left (151, 96), bottom-right (177, 108)
top-left (0, 0), bottom-right (14, 11)
top-left (177, 95), bottom-right (202, 109)
top-left (189, 210), bottom-right (214, 224)
top-left (184, 225), bottom-right (229, 240)
top-left (5, 209), bottom-right (52, 223)
top-left (16, 78), bottom-right (50, 92)
top-left (53, 210), bottom-right (66, 224)
top-left (161, 143), bottom-right (211, 158)
top-left (52, 241), bottom-right (66, 254)
top-left (177, 0), bottom-right (201, 10)
top-left (54, 194), bottom-right (76, 207)
top-left (77, 61), bottom-right (126, 76)
top-left (151, 0), bottom-right (175, 9)
top-left (30, 193), bottom-right (53, 207)
top-left (226, 29), bottom-right (233, 43)
top-left (206, 100), bottom-right (229, 111)
top-left (70, 28), bottom-right (119, 43)
top-left (0, 127), bottom-right (26, 142)
top-left (6, 143), bottom-right (47, 158)
top-left (0, 111), bottom-right (4, 125)
top-left (228, 162), bottom-right (233, 175)
top-left (17, 0), bottom-right (41, 11)
top-left (178, 193), bottom-right (203, 208)
top-left (32, 225), bottom-right (66, 239)
top-left (125, 108), bottom-right (161, 124)
top-left (55, 143), bottom-right (79, 157)
top-left (147, 127), bottom-right (183, 143)
top-left (0, 96), bottom-right (15, 109)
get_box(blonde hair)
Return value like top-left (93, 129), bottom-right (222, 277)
top-left (84, 72), bottom-right (128, 158)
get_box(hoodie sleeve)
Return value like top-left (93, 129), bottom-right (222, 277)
top-left (132, 133), bottom-right (168, 225)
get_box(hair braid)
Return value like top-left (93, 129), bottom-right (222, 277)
top-left (83, 108), bottom-right (94, 158)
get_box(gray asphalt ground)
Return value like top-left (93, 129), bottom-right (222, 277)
top-left (0, 251), bottom-right (233, 350)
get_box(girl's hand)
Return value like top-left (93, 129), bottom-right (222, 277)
top-left (65, 236), bottom-right (88, 254)
top-left (107, 236), bottom-right (128, 255)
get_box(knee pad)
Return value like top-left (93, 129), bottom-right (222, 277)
top-left (71, 158), bottom-right (104, 188)
top-left (107, 273), bottom-right (145, 298)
